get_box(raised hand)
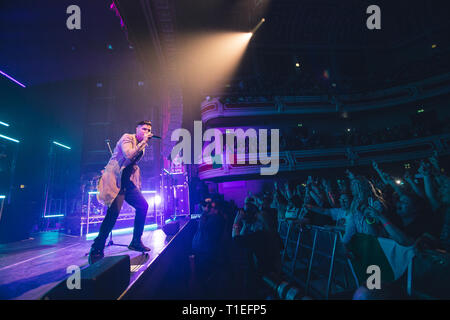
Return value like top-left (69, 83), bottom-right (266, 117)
top-left (143, 132), bottom-right (153, 143)
top-left (403, 170), bottom-right (413, 181)
top-left (418, 160), bottom-right (431, 176)
top-left (321, 178), bottom-right (332, 191)
top-left (366, 206), bottom-right (382, 220)
top-left (346, 169), bottom-right (355, 180)
top-left (429, 152), bottom-right (440, 171)
top-left (296, 184), bottom-right (302, 196)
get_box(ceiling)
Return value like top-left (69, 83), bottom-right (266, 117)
top-left (0, 0), bottom-right (139, 87)
top-left (1, 0), bottom-right (449, 92)
top-left (114, 0), bottom-right (450, 96)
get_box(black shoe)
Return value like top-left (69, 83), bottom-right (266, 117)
top-left (88, 247), bottom-right (104, 264)
top-left (128, 240), bottom-right (151, 252)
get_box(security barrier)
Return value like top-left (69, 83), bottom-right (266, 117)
top-left (278, 220), bottom-right (450, 299)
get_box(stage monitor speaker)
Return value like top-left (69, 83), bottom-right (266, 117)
top-left (162, 220), bottom-right (180, 236)
top-left (41, 255), bottom-right (130, 300)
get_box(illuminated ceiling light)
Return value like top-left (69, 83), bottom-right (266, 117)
top-left (0, 121), bottom-right (10, 127)
top-left (250, 18), bottom-right (266, 35)
top-left (0, 70), bottom-right (26, 88)
top-left (53, 141), bottom-right (71, 150)
top-left (0, 134), bottom-right (19, 143)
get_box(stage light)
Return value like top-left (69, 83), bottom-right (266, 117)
top-left (154, 195), bottom-right (162, 205)
top-left (295, 62), bottom-right (300, 68)
top-left (0, 70), bottom-right (26, 88)
top-left (0, 195), bottom-right (5, 199)
top-left (86, 223), bottom-right (159, 240)
top-left (251, 18), bottom-right (266, 34)
top-left (0, 134), bottom-right (19, 143)
top-left (0, 121), bottom-right (10, 127)
top-left (53, 141), bottom-right (71, 150)
top-left (107, 44), bottom-right (113, 50)
top-left (395, 179), bottom-right (403, 185)
top-left (43, 214), bottom-right (65, 218)
top-left (417, 109), bottom-right (424, 113)
top-left (432, 44), bottom-right (437, 49)
top-left (346, 128), bottom-right (351, 132)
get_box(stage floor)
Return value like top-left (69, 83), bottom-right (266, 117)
top-left (0, 219), bottom-right (189, 300)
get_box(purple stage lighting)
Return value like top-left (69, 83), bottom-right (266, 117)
top-left (0, 70), bottom-right (26, 88)
top-left (142, 191), bottom-right (162, 207)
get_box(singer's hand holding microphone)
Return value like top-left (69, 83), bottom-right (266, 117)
top-left (143, 132), bottom-right (161, 143)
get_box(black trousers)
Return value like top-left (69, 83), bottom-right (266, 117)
top-left (92, 173), bottom-right (149, 251)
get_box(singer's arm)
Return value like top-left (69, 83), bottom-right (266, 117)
top-left (121, 134), bottom-right (147, 160)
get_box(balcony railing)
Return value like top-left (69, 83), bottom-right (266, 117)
top-left (201, 73), bottom-right (450, 123)
top-left (198, 133), bottom-right (450, 180)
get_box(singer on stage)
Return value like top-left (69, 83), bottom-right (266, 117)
top-left (89, 120), bottom-right (154, 264)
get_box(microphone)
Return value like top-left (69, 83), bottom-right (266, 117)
top-left (151, 135), bottom-right (162, 140)
top-left (105, 139), bottom-right (113, 156)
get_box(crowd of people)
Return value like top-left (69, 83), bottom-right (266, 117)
top-left (189, 152), bottom-right (450, 299)
top-left (190, 192), bottom-right (282, 299)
